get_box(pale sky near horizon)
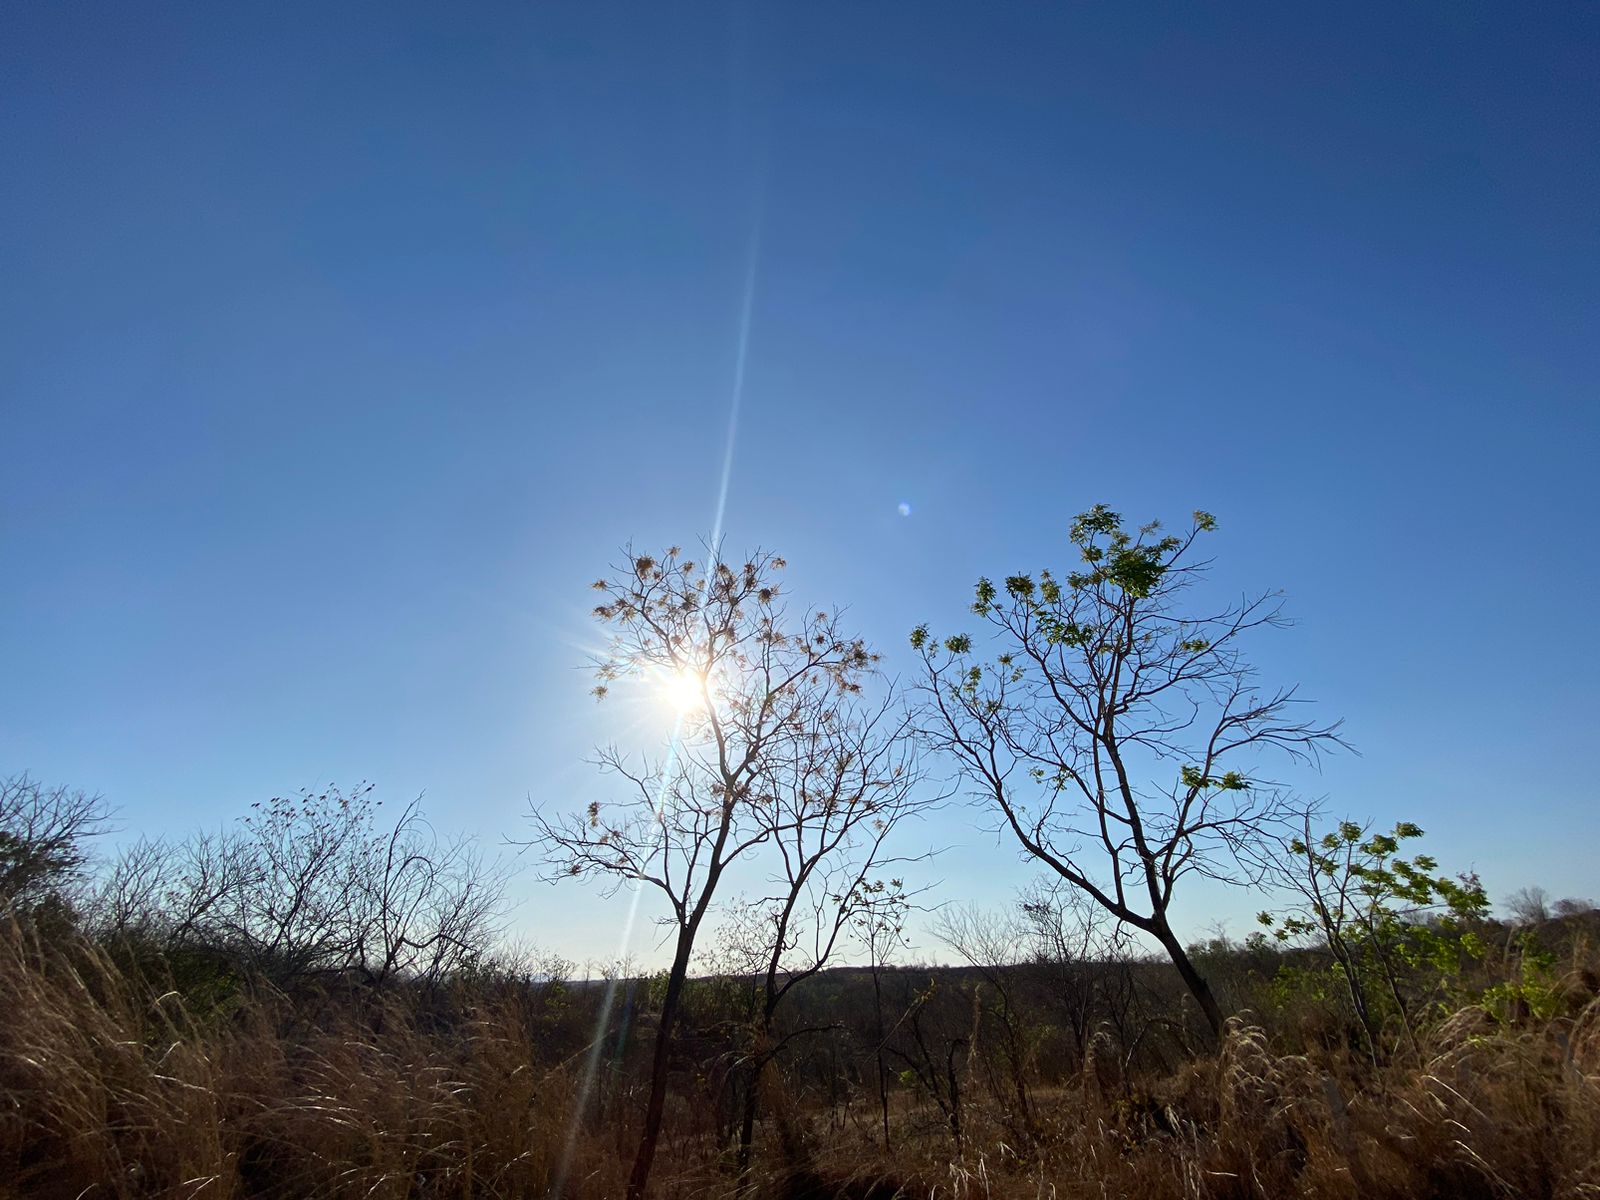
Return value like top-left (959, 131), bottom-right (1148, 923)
top-left (3, 2), bottom-right (1597, 969)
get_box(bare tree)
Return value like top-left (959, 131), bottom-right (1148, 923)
top-left (884, 975), bottom-right (974, 1155)
top-left (91, 827), bottom-right (252, 950)
top-left (1017, 876), bottom-right (1133, 1068)
top-left (349, 795), bottom-right (509, 985)
top-left (850, 878), bottom-right (913, 1152)
top-left (92, 786), bottom-right (507, 987)
top-left (0, 773), bottom-right (110, 920)
top-left (527, 545), bottom-right (885, 1200)
top-left (226, 786), bottom-right (379, 980)
top-left (724, 691), bottom-right (924, 1184)
top-left (933, 904), bottom-right (1038, 1141)
top-left (912, 506), bottom-right (1344, 1038)
top-left (1505, 886), bottom-right (1551, 926)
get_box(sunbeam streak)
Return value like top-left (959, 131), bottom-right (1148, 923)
top-left (710, 208), bottom-right (764, 553)
top-left (555, 171), bottom-right (765, 1200)
top-left (550, 716), bottom-right (684, 1200)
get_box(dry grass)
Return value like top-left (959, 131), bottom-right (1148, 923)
top-left (0, 921), bottom-right (630, 1200)
top-left (7, 917), bottom-right (1600, 1200)
top-left (785, 1006), bottom-right (1600, 1200)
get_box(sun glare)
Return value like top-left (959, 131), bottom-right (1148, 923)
top-left (662, 667), bottom-right (714, 714)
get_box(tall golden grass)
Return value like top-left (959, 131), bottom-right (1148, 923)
top-left (801, 999), bottom-right (1600, 1200)
top-left (6, 915), bottom-right (1600, 1199)
top-left (0, 920), bottom-right (634, 1199)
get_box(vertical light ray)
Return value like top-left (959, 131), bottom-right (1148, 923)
top-left (551, 718), bottom-right (684, 1200)
top-left (556, 145), bottom-right (766, 1197)
top-left (709, 210), bottom-right (764, 555)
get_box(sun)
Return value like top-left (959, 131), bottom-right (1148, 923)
top-left (661, 666), bottom-right (715, 714)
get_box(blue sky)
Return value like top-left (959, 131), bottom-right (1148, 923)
top-left (3, 2), bottom-right (1596, 966)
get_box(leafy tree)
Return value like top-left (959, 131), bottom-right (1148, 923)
top-left (529, 546), bottom-right (899, 1200)
top-left (912, 505), bottom-right (1343, 1038)
top-left (1257, 817), bottom-right (1488, 1060)
top-left (1481, 931), bottom-right (1563, 1024)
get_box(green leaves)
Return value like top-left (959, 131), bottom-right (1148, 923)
top-left (1069, 503), bottom-right (1122, 542)
top-left (1263, 815), bottom-right (1491, 1054)
top-left (1056, 504), bottom-right (1209, 600)
top-left (1179, 766), bottom-right (1249, 792)
top-left (1033, 616), bottom-right (1088, 647)
top-left (1481, 931), bottom-right (1562, 1022)
top-left (908, 624), bottom-right (977, 661)
top-left (930, 506), bottom-right (1220, 678)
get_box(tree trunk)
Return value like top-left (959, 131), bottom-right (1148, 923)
top-left (870, 965), bottom-right (890, 1151)
top-left (1326, 932), bottom-right (1381, 1067)
top-left (1152, 920), bottom-right (1224, 1041)
top-left (735, 1067), bottom-right (757, 1187)
top-left (736, 1024), bottom-right (769, 1192)
top-left (945, 1038), bottom-right (964, 1156)
top-left (626, 939), bottom-right (692, 1200)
